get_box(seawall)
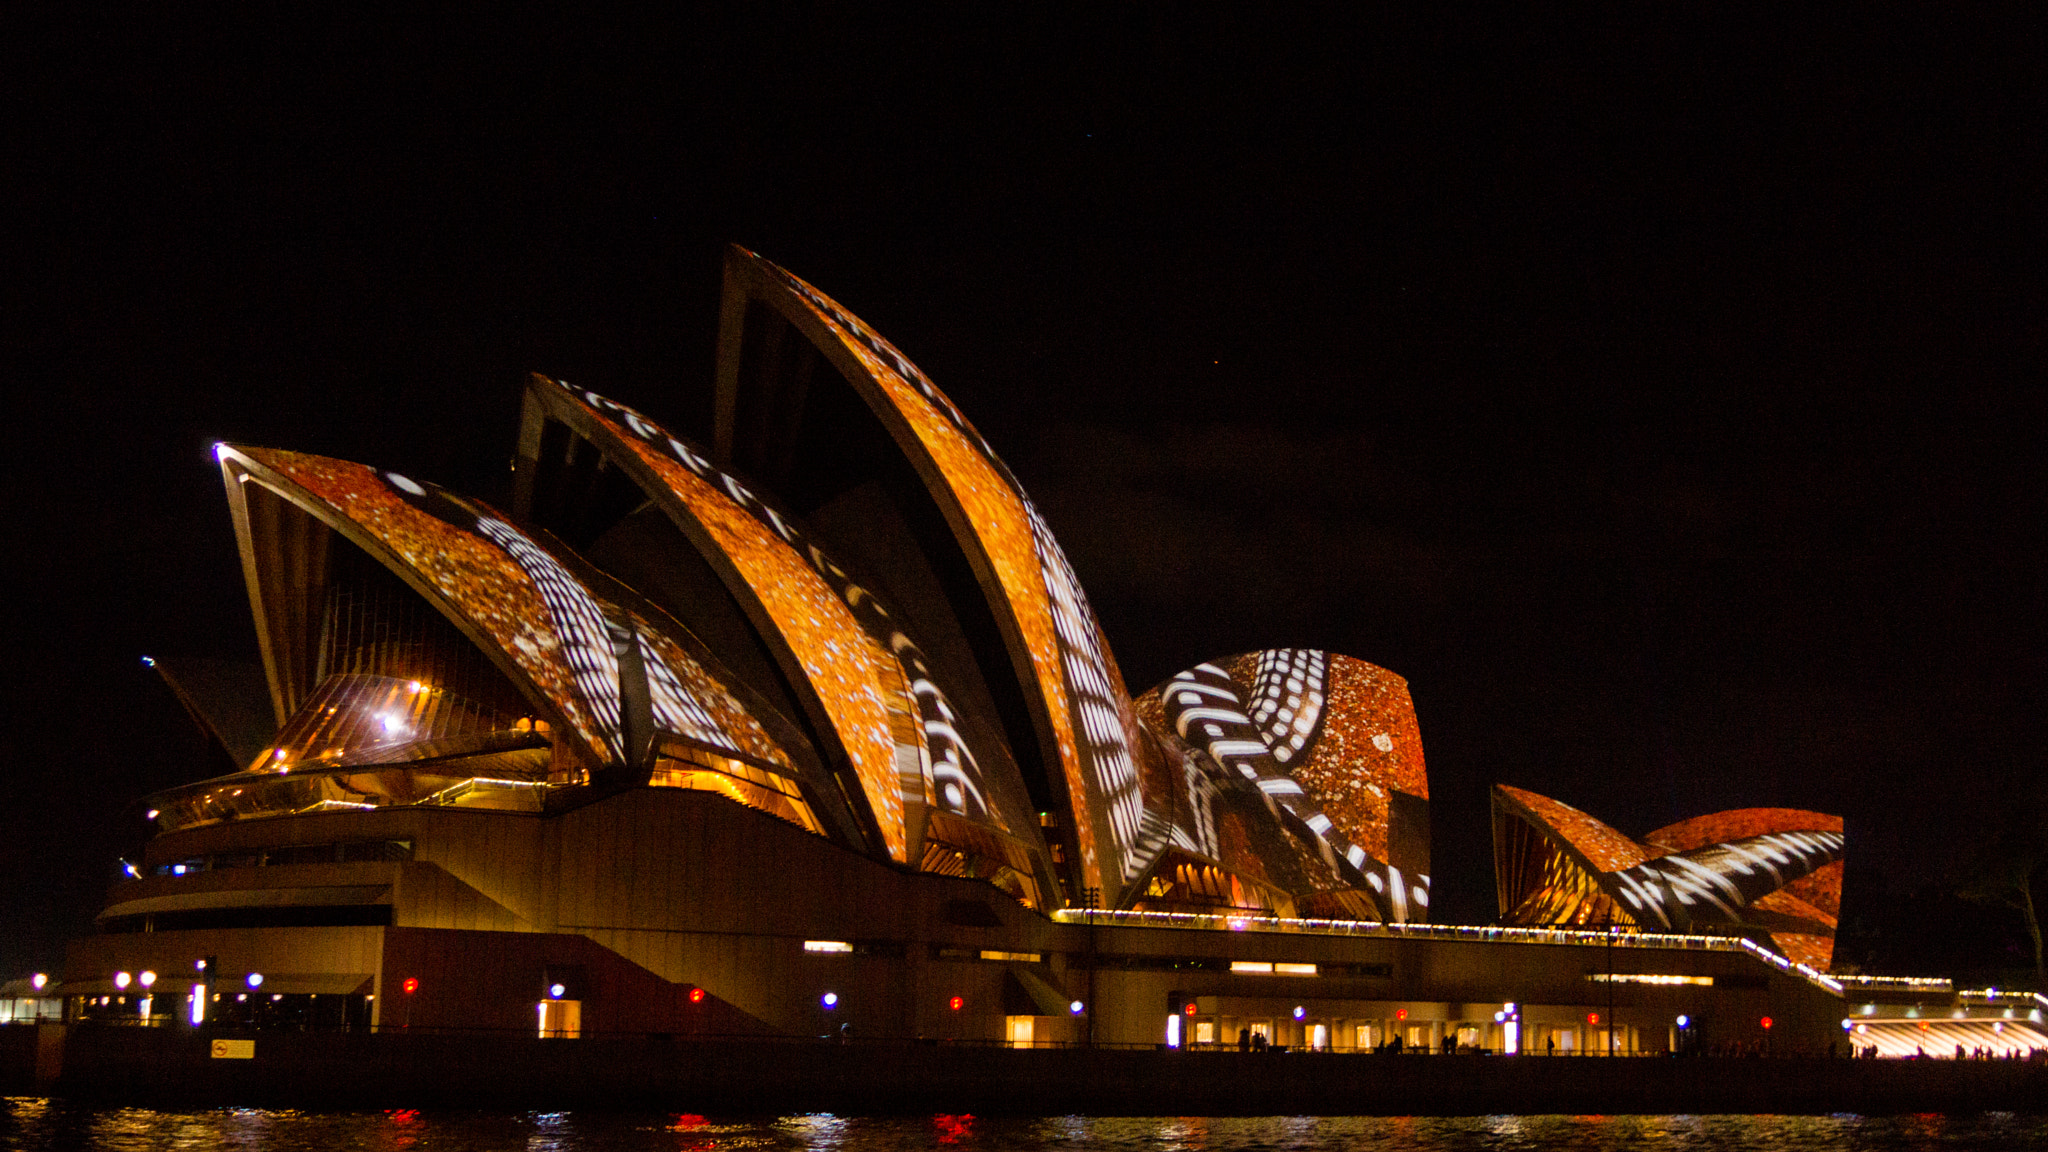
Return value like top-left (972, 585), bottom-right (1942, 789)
top-left (4, 1026), bottom-right (2043, 1115)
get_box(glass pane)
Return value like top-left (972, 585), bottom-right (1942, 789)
top-left (259, 673), bottom-right (540, 772)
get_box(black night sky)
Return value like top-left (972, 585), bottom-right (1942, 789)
top-left (3, 8), bottom-right (2042, 978)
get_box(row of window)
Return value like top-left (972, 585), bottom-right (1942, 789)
top-left (799, 942), bottom-right (1391, 978)
top-left (1105, 954), bottom-right (1393, 978)
top-left (102, 905), bottom-right (394, 934)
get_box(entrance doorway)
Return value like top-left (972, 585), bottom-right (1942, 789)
top-left (1006, 1015), bottom-right (1035, 1047)
top-left (538, 999), bottom-right (581, 1038)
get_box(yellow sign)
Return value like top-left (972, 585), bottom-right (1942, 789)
top-left (210, 1039), bottom-right (255, 1059)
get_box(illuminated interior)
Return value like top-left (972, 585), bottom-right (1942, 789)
top-left (1493, 799), bottom-right (1636, 927)
top-left (648, 740), bottom-right (824, 836)
top-left (1132, 849), bottom-right (1286, 916)
top-left (918, 811), bottom-right (1043, 909)
top-left (151, 752), bottom-right (556, 832)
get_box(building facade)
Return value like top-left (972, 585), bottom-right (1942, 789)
top-left (64, 247), bottom-right (1872, 1054)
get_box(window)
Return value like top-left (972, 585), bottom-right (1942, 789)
top-left (1231, 961), bottom-right (1316, 975)
top-left (804, 940), bottom-right (853, 953)
top-left (650, 747), bottom-right (822, 835)
top-left (1586, 973), bottom-right (1713, 986)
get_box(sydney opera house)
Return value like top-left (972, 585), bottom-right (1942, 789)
top-left (58, 247), bottom-right (2041, 1057)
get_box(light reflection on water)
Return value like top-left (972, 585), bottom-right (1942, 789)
top-left (3, 1101), bottom-right (2044, 1152)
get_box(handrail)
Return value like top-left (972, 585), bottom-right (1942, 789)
top-left (1838, 975), bottom-right (1954, 991)
top-left (1734, 937), bottom-right (1843, 994)
top-left (1956, 988), bottom-right (2048, 1008)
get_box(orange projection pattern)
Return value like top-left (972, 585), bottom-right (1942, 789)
top-left (234, 448), bottom-right (788, 775)
top-left (1134, 650), bottom-right (1432, 922)
top-left (1225, 652), bottom-right (1428, 864)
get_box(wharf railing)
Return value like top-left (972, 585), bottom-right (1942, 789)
top-left (1957, 987), bottom-right (2048, 1009)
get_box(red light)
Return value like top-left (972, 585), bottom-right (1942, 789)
top-left (1588, 1012), bottom-right (1600, 1025)
top-left (401, 977), bottom-right (418, 995)
top-left (1396, 1008), bottom-right (1408, 1020)
top-left (1760, 1016), bottom-right (1773, 1030)
top-left (950, 995), bottom-right (964, 1011)
top-left (689, 987), bottom-right (705, 1004)
top-left (1182, 1001), bottom-right (1197, 1016)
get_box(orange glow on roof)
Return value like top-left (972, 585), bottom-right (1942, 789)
top-left (760, 260), bottom-right (1118, 891)
top-left (244, 448), bottom-right (613, 763)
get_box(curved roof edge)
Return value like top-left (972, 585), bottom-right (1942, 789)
top-left (711, 246), bottom-right (1155, 906)
top-left (1491, 783), bottom-right (1846, 968)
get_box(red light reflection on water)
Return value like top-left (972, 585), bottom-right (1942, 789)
top-left (933, 1114), bottom-right (976, 1144)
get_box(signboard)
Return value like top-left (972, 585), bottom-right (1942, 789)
top-left (210, 1039), bottom-right (255, 1060)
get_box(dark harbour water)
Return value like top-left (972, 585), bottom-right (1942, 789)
top-left (6, 1103), bottom-right (2048, 1152)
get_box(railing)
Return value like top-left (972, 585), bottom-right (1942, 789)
top-left (1957, 987), bottom-right (2048, 1008)
top-left (1838, 974), bottom-right (1954, 992)
top-left (1734, 938), bottom-right (1843, 994)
